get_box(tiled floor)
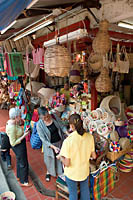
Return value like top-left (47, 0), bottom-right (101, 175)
top-left (0, 109), bottom-right (133, 200)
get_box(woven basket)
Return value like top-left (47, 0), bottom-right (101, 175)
top-left (69, 62), bottom-right (81, 83)
top-left (44, 45), bottom-right (71, 77)
top-left (92, 31), bottom-right (111, 55)
top-left (99, 19), bottom-right (109, 32)
top-left (88, 53), bottom-right (102, 72)
top-left (95, 67), bottom-right (112, 92)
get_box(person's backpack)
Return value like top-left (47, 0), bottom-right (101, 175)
top-left (0, 132), bottom-right (11, 150)
top-left (30, 122), bottom-right (42, 149)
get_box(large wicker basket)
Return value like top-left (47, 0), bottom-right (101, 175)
top-left (44, 45), bottom-right (71, 77)
top-left (95, 67), bottom-right (112, 92)
top-left (92, 20), bottom-right (111, 55)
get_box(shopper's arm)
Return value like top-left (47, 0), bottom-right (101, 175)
top-left (57, 155), bottom-right (70, 167)
top-left (91, 151), bottom-right (97, 159)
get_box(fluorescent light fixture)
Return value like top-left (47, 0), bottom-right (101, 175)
top-left (1, 20), bottom-right (17, 34)
top-left (27, 0), bottom-right (39, 9)
top-left (44, 29), bottom-right (88, 47)
top-left (13, 19), bottom-right (53, 41)
top-left (118, 22), bottom-right (133, 30)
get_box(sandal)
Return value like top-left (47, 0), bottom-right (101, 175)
top-left (20, 182), bottom-right (32, 187)
top-left (45, 174), bottom-right (51, 182)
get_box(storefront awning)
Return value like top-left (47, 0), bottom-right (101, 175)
top-left (0, 0), bottom-right (32, 31)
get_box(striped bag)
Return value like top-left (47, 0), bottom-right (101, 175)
top-left (90, 161), bottom-right (117, 200)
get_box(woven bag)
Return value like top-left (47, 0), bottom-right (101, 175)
top-left (95, 67), bottom-right (112, 92)
top-left (116, 44), bottom-right (129, 73)
top-left (88, 53), bottom-right (102, 72)
top-left (44, 44), bottom-right (71, 77)
top-left (92, 20), bottom-right (111, 55)
top-left (69, 62), bottom-right (81, 83)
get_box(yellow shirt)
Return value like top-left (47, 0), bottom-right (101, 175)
top-left (60, 131), bottom-right (95, 181)
top-left (6, 122), bottom-right (23, 147)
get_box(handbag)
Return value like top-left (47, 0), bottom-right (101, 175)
top-left (116, 44), bottom-right (129, 73)
top-left (90, 161), bottom-right (117, 200)
top-left (30, 122), bottom-right (42, 149)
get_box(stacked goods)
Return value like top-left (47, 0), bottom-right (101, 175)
top-left (44, 44), bottom-right (71, 77)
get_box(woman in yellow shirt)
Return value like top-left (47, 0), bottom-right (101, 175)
top-left (57, 114), bottom-right (96, 200)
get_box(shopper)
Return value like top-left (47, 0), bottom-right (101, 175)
top-left (37, 106), bottom-right (68, 182)
top-left (60, 82), bottom-right (70, 103)
top-left (6, 107), bottom-right (32, 187)
top-left (57, 114), bottom-right (96, 200)
top-left (0, 132), bottom-right (11, 170)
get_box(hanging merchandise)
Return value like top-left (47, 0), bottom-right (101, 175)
top-left (0, 53), bottom-right (4, 72)
top-left (92, 19), bottom-right (111, 55)
top-left (5, 52), bottom-right (25, 76)
top-left (69, 62), bottom-right (81, 83)
top-left (108, 42), bottom-right (115, 70)
top-left (95, 67), bottom-right (112, 92)
top-left (116, 44), bottom-right (129, 73)
top-left (30, 64), bottom-right (40, 79)
top-left (32, 47), bottom-right (44, 65)
top-left (23, 59), bottom-right (35, 76)
top-left (44, 44), bottom-right (71, 77)
top-left (88, 53), bottom-right (102, 72)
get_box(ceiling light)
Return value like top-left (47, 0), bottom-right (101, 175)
top-left (27, 0), bottom-right (39, 9)
top-left (1, 20), bottom-right (17, 34)
top-left (13, 19), bottom-right (53, 41)
top-left (118, 22), bottom-right (133, 30)
top-left (44, 29), bottom-right (88, 47)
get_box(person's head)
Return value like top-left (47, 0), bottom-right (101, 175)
top-left (9, 107), bottom-right (21, 122)
top-left (38, 106), bottom-right (51, 123)
top-left (69, 114), bottom-right (85, 136)
top-left (64, 82), bottom-right (69, 90)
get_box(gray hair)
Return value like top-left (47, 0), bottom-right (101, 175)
top-left (9, 107), bottom-right (21, 119)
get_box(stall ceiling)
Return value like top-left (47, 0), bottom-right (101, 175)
top-left (0, 0), bottom-right (132, 47)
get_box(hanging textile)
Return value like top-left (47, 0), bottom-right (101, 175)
top-left (0, 0), bottom-right (32, 31)
top-left (5, 53), bottom-right (25, 76)
top-left (0, 53), bottom-right (4, 72)
top-left (32, 48), bottom-right (44, 65)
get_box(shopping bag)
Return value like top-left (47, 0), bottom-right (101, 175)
top-left (90, 161), bottom-right (117, 200)
top-left (30, 122), bottom-right (42, 149)
top-left (116, 44), bottom-right (129, 73)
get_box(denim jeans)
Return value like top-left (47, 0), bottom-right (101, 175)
top-left (65, 176), bottom-right (90, 200)
top-left (1, 149), bottom-right (11, 167)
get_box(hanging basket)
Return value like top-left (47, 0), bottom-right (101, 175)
top-left (69, 62), bottom-right (81, 83)
top-left (92, 31), bottom-right (111, 55)
top-left (99, 19), bottom-right (110, 32)
top-left (92, 19), bottom-right (111, 55)
top-left (88, 53), bottom-right (103, 72)
top-left (44, 44), bottom-right (71, 77)
top-left (95, 67), bottom-right (112, 92)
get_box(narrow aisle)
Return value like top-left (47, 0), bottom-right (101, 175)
top-left (0, 109), bottom-right (132, 200)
